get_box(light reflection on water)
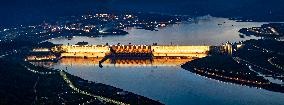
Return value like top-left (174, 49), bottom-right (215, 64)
top-left (52, 58), bottom-right (284, 105)
top-left (49, 17), bottom-right (284, 105)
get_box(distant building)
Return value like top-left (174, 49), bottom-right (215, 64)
top-left (223, 42), bottom-right (233, 56)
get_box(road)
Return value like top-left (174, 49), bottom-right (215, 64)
top-left (31, 76), bottom-right (40, 105)
top-left (59, 70), bottom-right (129, 105)
top-left (268, 57), bottom-right (284, 70)
top-left (24, 62), bottom-right (128, 105)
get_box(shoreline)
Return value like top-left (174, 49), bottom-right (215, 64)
top-left (23, 58), bottom-right (164, 105)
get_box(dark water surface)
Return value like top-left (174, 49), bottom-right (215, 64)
top-left (50, 17), bottom-right (284, 105)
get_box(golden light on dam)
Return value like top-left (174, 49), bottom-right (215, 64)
top-left (151, 46), bottom-right (210, 58)
top-left (29, 44), bottom-right (232, 68)
top-left (51, 45), bottom-right (211, 58)
top-left (111, 45), bottom-right (152, 53)
top-left (57, 45), bottom-right (110, 53)
top-left (52, 45), bottom-right (110, 58)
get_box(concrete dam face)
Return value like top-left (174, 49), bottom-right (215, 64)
top-left (51, 45), bottom-right (211, 59)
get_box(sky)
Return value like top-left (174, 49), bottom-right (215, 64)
top-left (0, 0), bottom-right (284, 27)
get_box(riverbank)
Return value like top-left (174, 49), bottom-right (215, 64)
top-left (181, 39), bottom-right (284, 93)
top-left (181, 54), bottom-right (284, 93)
top-left (239, 23), bottom-right (284, 38)
top-left (0, 56), bottom-right (163, 105)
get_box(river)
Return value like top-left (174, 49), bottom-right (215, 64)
top-left (49, 16), bottom-right (284, 105)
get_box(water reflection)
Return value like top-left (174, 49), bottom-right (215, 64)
top-left (58, 57), bottom-right (193, 67)
top-left (51, 58), bottom-right (284, 105)
top-left (48, 17), bottom-right (284, 105)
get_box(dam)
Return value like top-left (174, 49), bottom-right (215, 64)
top-left (51, 44), bottom-right (211, 59)
top-left (52, 45), bottom-right (110, 58)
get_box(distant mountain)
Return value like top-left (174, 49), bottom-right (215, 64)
top-left (1, 0), bottom-right (284, 27)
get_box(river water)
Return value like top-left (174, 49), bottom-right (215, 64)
top-left (49, 16), bottom-right (284, 105)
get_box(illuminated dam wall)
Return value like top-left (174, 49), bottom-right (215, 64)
top-left (52, 45), bottom-right (110, 57)
top-left (52, 45), bottom-right (210, 58)
top-left (151, 46), bottom-right (210, 58)
top-left (111, 45), bottom-right (151, 53)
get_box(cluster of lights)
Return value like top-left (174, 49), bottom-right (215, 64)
top-left (193, 67), bottom-right (268, 85)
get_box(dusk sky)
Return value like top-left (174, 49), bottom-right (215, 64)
top-left (1, 0), bottom-right (284, 26)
